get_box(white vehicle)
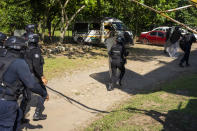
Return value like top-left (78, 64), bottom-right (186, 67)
top-left (152, 26), bottom-right (170, 32)
top-left (14, 29), bottom-right (26, 36)
top-left (141, 26), bottom-right (188, 35)
top-left (140, 26), bottom-right (170, 34)
top-left (73, 17), bottom-right (133, 45)
top-left (153, 26), bottom-right (189, 35)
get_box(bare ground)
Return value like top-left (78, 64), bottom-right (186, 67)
top-left (22, 44), bottom-right (197, 131)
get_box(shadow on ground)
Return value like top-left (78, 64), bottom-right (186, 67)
top-left (89, 48), bottom-right (197, 131)
top-left (127, 46), bottom-right (168, 62)
top-left (162, 99), bottom-right (197, 131)
top-left (123, 99), bottom-right (197, 131)
top-left (20, 123), bottom-right (43, 131)
top-left (90, 49), bottom-right (197, 95)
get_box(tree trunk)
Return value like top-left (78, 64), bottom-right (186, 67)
top-left (60, 8), bottom-right (65, 43)
top-left (41, 17), bottom-right (47, 41)
top-left (63, 24), bottom-right (69, 43)
top-left (59, 0), bottom-right (86, 43)
top-left (38, 21), bottom-right (42, 34)
top-left (47, 17), bottom-right (52, 39)
top-left (62, 4), bottom-right (86, 43)
top-left (52, 20), bottom-right (61, 37)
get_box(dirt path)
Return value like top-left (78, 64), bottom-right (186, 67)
top-left (22, 44), bottom-right (197, 131)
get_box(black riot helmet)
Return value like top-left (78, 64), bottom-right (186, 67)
top-left (27, 33), bottom-right (39, 44)
top-left (175, 26), bottom-right (180, 31)
top-left (5, 36), bottom-right (27, 50)
top-left (191, 33), bottom-right (196, 43)
top-left (0, 32), bottom-right (7, 45)
top-left (25, 24), bottom-right (35, 33)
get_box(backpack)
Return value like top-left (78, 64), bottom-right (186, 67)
top-left (0, 49), bottom-right (15, 82)
top-left (0, 50), bottom-right (24, 100)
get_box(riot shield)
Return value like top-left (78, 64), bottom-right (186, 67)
top-left (105, 36), bottom-right (116, 80)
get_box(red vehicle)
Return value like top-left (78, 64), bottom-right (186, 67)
top-left (139, 30), bottom-right (166, 45)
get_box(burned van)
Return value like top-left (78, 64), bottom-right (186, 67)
top-left (73, 17), bottom-right (133, 45)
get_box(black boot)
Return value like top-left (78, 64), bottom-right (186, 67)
top-left (21, 118), bottom-right (30, 124)
top-left (116, 80), bottom-right (122, 88)
top-left (107, 83), bottom-right (114, 91)
top-left (33, 112), bottom-right (47, 121)
top-left (21, 111), bottom-right (30, 124)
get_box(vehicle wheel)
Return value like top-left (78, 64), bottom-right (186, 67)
top-left (77, 37), bottom-right (84, 44)
top-left (142, 38), bottom-right (150, 44)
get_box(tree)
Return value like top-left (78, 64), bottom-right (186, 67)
top-left (0, 0), bottom-right (32, 34)
top-left (58, 0), bottom-right (89, 43)
top-left (28, 0), bottom-right (59, 40)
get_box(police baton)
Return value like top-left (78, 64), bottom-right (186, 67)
top-left (45, 86), bottom-right (109, 113)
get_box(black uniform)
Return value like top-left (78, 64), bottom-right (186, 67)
top-left (108, 37), bottom-right (128, 90)
top-left (21, 33), bottom-right (47, 121)
top-left (179, 34), bottom-right (196, 67)
top-left (20, 26), bottom-right (36, 121)
top-left (19, 31), bottom-right (34, 122)
top-left (170, 27), bottom-right (183, 44)
top-left (0, 36), bottom-right (47, 131)
top-left (166, 28), bottom-right (172, 42)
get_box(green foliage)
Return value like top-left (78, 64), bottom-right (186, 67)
top-left (0, 0), bottom-right (32, 33)
top-left (0, 0), bottom-right (196, 36)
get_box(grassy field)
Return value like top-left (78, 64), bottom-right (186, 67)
top-left (43, 45), bottom-right (108, 80)
top-left (42, 43), bottom-right (164, 80)
top-left (44, 56), bottom-right (104, 80)
top-left (53, 30), bottom-right (72, 36)
top-left (85, 73), bottom-right (197, 131)
top-left (42, 30), bottom-right (72, 36)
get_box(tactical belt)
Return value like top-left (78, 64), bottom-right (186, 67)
top-left (0, 87), bottom-right (16, 101)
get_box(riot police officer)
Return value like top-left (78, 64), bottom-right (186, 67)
top-left (0, 32), bottom-right (7, 48)
top-left (20, 25), bottom-right (36, 122)
top-left (24, 33), bottom-right (48, 121)
top-left (108, 36), bottom-right (129, 91)
top-left (0, 36), bottom-right (47, 131)
top-left (20, 24), bottom-right (48, 122)
top-left (168, 26), bottom-right (183, 57)
top-left (22, 24), bottom-right (36, 39)
top-left (179, 33), bottom-right (196, 67)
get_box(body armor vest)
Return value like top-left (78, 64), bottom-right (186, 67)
top-left (110, 44), bottom-right (123, 59)
top-left (0, 50), bottom-right (22, 100)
